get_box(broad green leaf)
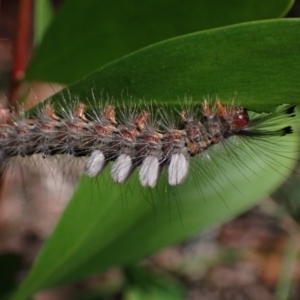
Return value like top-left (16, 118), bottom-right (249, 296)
top-left (11, 20), bottom-right (300, 299)
top-left (33, 0), bottom-right (53, 46)
top-left (26, 0), bottom-right (294, 83)
top-left (36, 19), bottom-right (300, 113)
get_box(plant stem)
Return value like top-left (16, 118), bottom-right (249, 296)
top-left (10, 0), bottom-right (32, 106)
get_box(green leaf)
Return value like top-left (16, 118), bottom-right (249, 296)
top-left (26, 0), bottom-right (294, 83)
top-left (11, 19), bottom-right (300, 299)
top-left (33, 0), bottom-right (53, 46)
top-left (37, 19), bottom-right (300, 113)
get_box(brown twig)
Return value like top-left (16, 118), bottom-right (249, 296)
top-left (10, 0), bottom-right (32, 107)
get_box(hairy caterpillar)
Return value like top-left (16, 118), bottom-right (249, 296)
top-left (0, 96), bottom-right (298, 192)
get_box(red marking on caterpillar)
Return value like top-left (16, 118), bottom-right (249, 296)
top-left (0, 97), bottom-right (298, 193)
